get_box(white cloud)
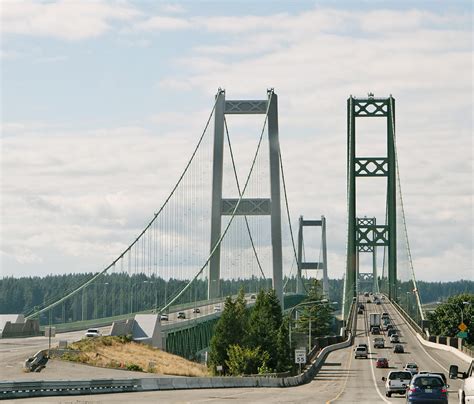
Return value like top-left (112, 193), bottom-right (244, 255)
top-left (136, 15), bottom-right (191, 31)
top-left (1, 0), bottom-right (141, 41)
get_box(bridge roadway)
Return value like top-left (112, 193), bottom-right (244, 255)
top-left (0, 296), bottom-right (255, 382)
top-left (4, 296), bottom-right (471, 403)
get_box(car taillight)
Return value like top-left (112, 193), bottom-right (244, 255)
top-left (441, 388), bottom-right (447, 393)
top-left (409, 387), bottom-right (417, 392)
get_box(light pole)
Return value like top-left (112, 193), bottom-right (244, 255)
top-left (461, 301), bottom-right (471, 325)
top-left (288, 299), bottom-right (336, 353)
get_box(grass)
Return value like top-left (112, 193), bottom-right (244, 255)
top-left (61, 336), bottom-right (209, 377)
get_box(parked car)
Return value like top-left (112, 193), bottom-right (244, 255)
top-left (390, 334), bottom-right (400, 343)
top-left (393, 344), bottom-right (404, 353)
top-left (382, 370), bottom-right (412, 397)
top-left (160, 314), bottom-right (169, 321)
top-left (85, 328), bottom-right (101, 338)
top-left (404, 363), bottom-right (419, 375)
top-left (406, 374), bottom-right (448, 403)
top-left (192, 307), bottom-right (200, 313)
top-left (371, 326), bottom-right (381, 335)
top-left (376, 357), bottom-right (389, 368)
top-left (354, 346), bottom-right (368, 359)
top-left (374, 337), bottom-right (385, 349)
top-left (177, 311), bottom-right (186, 319)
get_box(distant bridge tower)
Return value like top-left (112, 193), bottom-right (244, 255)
top-left (345, 95), bottom-right (397, 319)
top-left (208, 89), bottom-right (283, 307)
top-left (296, 215), bottom-right (329, 297)
top-left (356, 217), bottom-right (379, 294)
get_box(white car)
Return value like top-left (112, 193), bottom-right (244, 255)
top-left (404, 362), bottom-right (419, 375)
top-left (354, 346), bottom-right (368, 359)
top-left (450, 359), bottom-right (474, 404)
top-left (390, 334), bottom-right (400, 343)
top-left (382, 370), bottom-right (413, 397)
top-left (214, 305), bottom-right (221, 312)
top-left (160, 314), bottom-right (169, 321)
top-left (85, 328), bottom-right (101, 337)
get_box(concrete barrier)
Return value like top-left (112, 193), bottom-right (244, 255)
top-left (415, 333), bottom-right (472, 363)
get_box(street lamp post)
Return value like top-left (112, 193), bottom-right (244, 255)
top-left (288, 299), bottom-right (336, 353)
top-left (461, 301), bottom-right (471, 325)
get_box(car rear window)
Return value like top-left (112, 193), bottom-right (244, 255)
top-left (414, 377), bottom-right (443, 387)
top-left (389, 372), bottom-right (411, 380)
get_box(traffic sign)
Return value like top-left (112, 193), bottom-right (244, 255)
top-left (458, 322), bottom-right (468, 332)
top-left (294, 349), bottom-right (306, 364)
top-left (456, 331), bottom-right (468, 339)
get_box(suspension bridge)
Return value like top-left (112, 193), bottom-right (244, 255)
top-left (21, 89), bottom-right (427, 359)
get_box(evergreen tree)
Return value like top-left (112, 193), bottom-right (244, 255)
top-left (208, 289), bottom-right (247, 374)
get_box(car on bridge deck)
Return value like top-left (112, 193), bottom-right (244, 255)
top-left (354, 346), bottom-right (368, 359)
top-left (393, 344), bottom-right (404, 353)
top-left (373, 337), bottom-right (385, 349)
top-left (192, 307), bottom-right (200, 313)
top-left (404, 363), bottom-right (419, 376)
top-left (85, 328), bottom-right (101, 337)
top-left (376, 357), bottom-right (389, 368)
top-left (371, 326), bottom-right (381, 335)
top-left (382, 370), bottom-right (412, 397)
top-left (388, 328), bottom-right (398, 337)
top-left (177, 311), bottom-right (186, 319)
top-left (390, 333), bottom-right (400, 343)
top-left (160, 314), bottom-right (169, 321)
top-left (406, 373), bottom-right (448, 403)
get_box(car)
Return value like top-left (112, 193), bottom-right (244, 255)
top-left (419, 371), bottom-right (446, 384)
top-left (214, 305), bottom-right (221, 312)
top-left (160, 314), bottom-right (169, 321)
top-left (364, 292), bottom-right (369, 297)
top-left (382, 370), bottom-right (412, 397)
top-left (376, 300), bottom-right (382, 305)
top-left (371, 326), bottom-right (381, 335)
top-left (390, 334), bottom-right (400, 343)
top-left (373, 337), bottom-right (385, 349)
top-left (250, 294), bottom-right (256, 300)
top-left (367, 299), bottom-right (372, 303)
top-left (381, 312), bottom-right (390, 319)
top-left (359, 304), bottom-right (365, 310)
top-left (376, 357), bottom-right (389, 368)
top-left (354, 346), bottom-right (368, 359)
top-left (450, 360), bottom-right (473, 403)
top-left (393, 344), bottom-right (404, 353)
top-left (192, 307), bottom-right (200, 313)
top-left (358, 308), bottom-right (364, 315)
top-left (177, 311), bottom-right (186, 319)
top-left (85, 328), bottom-right (101, 337)
top-left (406, 374), bottom-right (448, 403)
top-left (388, 328), bottom-right (397, 337)
top-left (357, 343), bottom-right (368, 350)
top-left (404, 363), bottom-right (419, 375)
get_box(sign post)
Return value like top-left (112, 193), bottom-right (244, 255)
top-left (294, 348), bottom-right (306, 374)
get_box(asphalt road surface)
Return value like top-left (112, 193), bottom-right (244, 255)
top-left (3, 296), bottom-right (470, 403)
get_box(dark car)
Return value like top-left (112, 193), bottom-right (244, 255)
top-left (359, 304), bottom-right (365, 310)
top-left (177, 311), bottom-right (186, 319)
top-left (418, 371), bottom-right (447, 385)
top-left (371, 327), bottom-right (381, 335)
top-left (388, 329), bottom-right (397, 337)
top-left (393, 344), bottom-right (404, 353)
top-left (358, 309), bottom-right (364, 315)
top-left (192, 307), bottom-right (200, 313)
top-left (406, 374), bottom-right (448, 403)
top-left (376, 300), bottom-right (382, 305)
top-left (376, 357), bottom-right (389, 368)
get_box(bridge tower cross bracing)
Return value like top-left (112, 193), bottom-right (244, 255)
top-left (296, 215), bottom-right (329, 297)
top-left (208, 89), bottom-right (283, 307)
top-left (345, 95), bottom-right (397, 318)
top-left (356, 217), bottom-right (379, 294)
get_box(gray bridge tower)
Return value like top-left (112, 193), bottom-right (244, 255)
top-left (208, 89), bottom-right (283, 307)
top-left (296, 215), bottom-right (329, 297)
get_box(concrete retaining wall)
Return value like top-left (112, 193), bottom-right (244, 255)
top-left (1, 319), bottom-right (40, 338)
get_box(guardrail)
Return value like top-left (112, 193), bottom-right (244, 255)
top-left (1, 333), bottom-right (353, 399)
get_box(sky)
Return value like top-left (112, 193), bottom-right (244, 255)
top-left (0, 0), bottom-right (472, 282)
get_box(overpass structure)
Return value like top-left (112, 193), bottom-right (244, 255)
top-left (17, 90), bottom-right (434, 363)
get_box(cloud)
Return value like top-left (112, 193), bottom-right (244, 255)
top-left (136, 15), bottom-right (191, 31)
top-left (1, 0), bottom-right (141, 41)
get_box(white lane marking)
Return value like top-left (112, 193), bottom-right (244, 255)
top-left (367, 322), bottom-right (392, 403)
top-left (386, 301), bottom-right (448, 373)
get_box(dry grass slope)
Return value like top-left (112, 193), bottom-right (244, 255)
top-left (61, 336), bottom-right (209, 377)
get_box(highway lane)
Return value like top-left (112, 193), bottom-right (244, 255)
top-left (4, 295), bottom-right (470, 403)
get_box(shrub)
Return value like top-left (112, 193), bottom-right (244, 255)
top-left (126, 363), bottom-right (143, 372)
top-left (225, 345), bottom-right (269, 376)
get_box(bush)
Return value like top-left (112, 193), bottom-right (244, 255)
top-left (225, 345), bottom-right (270, 376)
top-left (126, 363), bottom-right (143, 372)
